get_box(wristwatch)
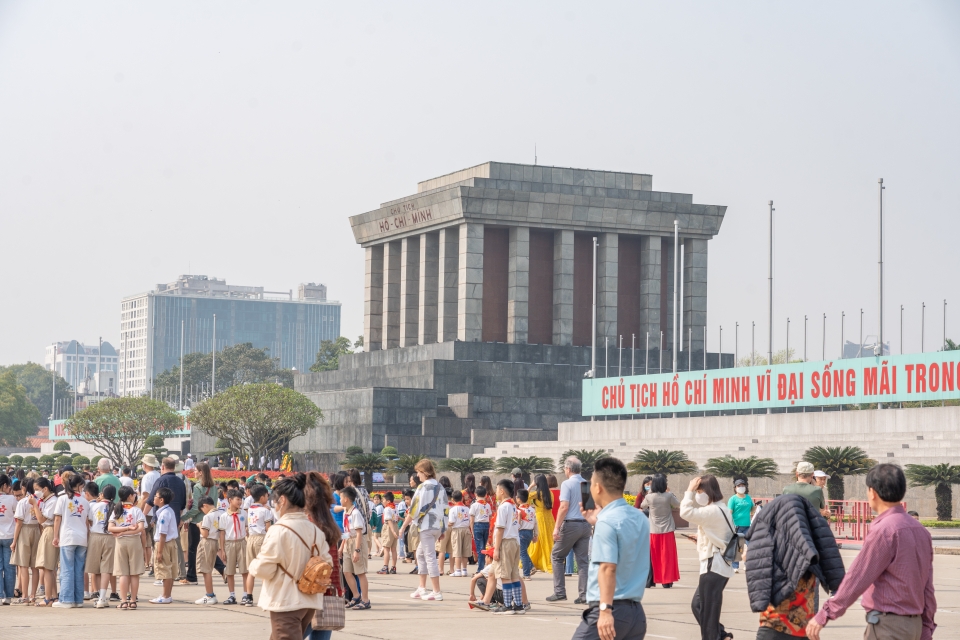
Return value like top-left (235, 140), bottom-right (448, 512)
top-left (599, 603), bottom-right (614, 612)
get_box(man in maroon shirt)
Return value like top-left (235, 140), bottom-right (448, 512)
top-left (806, 464), bottom-right (936, 640)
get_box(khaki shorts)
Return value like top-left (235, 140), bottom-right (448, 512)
top-left (246, 534), bottom-right (265, 562)
top-left (13, 524), bottom-right (40, 567)
top-left (223, 538), bottom-right (247, 575)
top-left (85, 533), bottom-right (116, 574)
top-left (435, 529), bottom-right (453, 555)
top-left (35, 526), bottom-right (59, 571)
top-left (380, 525), bottom-right (397, 549)
top-left (408, 524), bottom-right (420, 553)
top-left (197, 538), bottom-right (219, 575)
top-left (153, 539), bottom-right (178, 580)
top-left (450, 527), bottom-right (472, 558)
top-left (342, 535), bottom-right (368, 575)
top-left (496, 537), bottom-right (521, 583)
top-left (113, 535), bottom-right (145, 577)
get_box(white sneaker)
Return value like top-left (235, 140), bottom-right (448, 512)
top-left (73, 603), bottom-right (84, 608)
top-left (1, 598), bottom-right (10, 605)
top-left (83, 591), bottom-right (93, 600)
top-left (94, 598), bottom-right (108, 609)
top-left (153, 580), bottom-right (164, 586)
top-left (149, 596), bottom-right (173, 604)
top-left (423, 591), bottom-right (443, 601)
top-left (734, 568), bottom-right (740, 574)
top-left (194, 595), bottom-right (218, 605)
top-left (410, 587), bottom-right (427, 599)
top-left (52, 601), bottom-right (72, 608)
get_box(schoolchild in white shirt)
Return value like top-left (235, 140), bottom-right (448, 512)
top-left (243, 485), bottom-right (274, 603)
top-left (516, 488), bottom-right (538, 580)
top-left (11, 478), bottom-right (41, 604)
top-left (339, 487), bottom-right (370, 610)
top-left (447, 490), bottom-right (472, 577)
top-left (84, 482), bottom-right (117, 608)
top-left (0, 474), bottom-right (17, 605)
top-left (491, 479), bottom-right (522, 614)
top-left (469, 486), bottom-right (493, 572)
top-left (218, 488), bottom-right (251, 605)
top-left (108, 486), bottom-right (147, 608)
top-left (52, 474), bottom-right (90, 608)
top-left (32, 477), bottom-right (60, 605)
top-left (149, 487), bottom-right (178, 604)
top-left (194, 497), bottom-right (222, 605)
top-left (377, 491), bottom-right (399, 575)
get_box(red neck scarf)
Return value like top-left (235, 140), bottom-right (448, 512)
top-left (454, 502), bottom-right (465, 507)
top-left (229, 510), bottom-right (242, 537)
top-left (385, 502), bottom-right (396, 509)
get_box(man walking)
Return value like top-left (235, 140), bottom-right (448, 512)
top-left (806, 464), bottom-right (936, 640)
top-left (548, 456), bottom-right (592, 604)
top-left (572, 456), bottom-right (649, 640)
top-left (783, 462), bottom-right (828, 517)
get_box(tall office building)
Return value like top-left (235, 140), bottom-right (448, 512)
top-left (120, 275), bottom-right (341, 396)
top-left (45, 340), bottom-right (119, 394)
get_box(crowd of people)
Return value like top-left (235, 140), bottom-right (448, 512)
top-left (0, 451), bottom-right (940, 640)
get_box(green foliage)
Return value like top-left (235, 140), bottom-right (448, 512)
top-left (736, 348), bottom-right (796, 368)
top-left (704, 455), bottom-right (779, 482)
top-left (906, 463), bottom-right (960, 521)
top-left (153, 342), bottom-right (294, 392)
top-left (438, 457), bottom-right (496, 486)
top-left (627, 449), bottom-right (698, 476)
top-left (494, 456), bottom-right (555, 476)
top-left (66, 396), bottom-right (184, 468)
top-left (558, 449), bottom-right (609, 480)
top-left (380, 446), bottom-right (399, 458)
top-left (945, 338), bottom-right (959, 351)
top-left (389, 454), bottom-right (425, 476)
top-left (346, 445), bottom-right (364, 456)
top-left (0, 455), bottom-right (7, 465)
top-left (9, 455), bottom-right (23, 466)
top-left (55, 454), bottom-right (72, 467)
top-left (140, 434), bottom-right (167, 461)
top-left (0, 362), bottom-right (72, 426)
top-left (189, 383), bottom-right (323, 465)
top-left (341, 452), bottom-right (388, 492)
top-left (310, 336), bottom-right (354, 372)
top-left (802, 446), bottom-right (875, 502)
top-left (54, 441), bottom-right (71, 452)
top-left (38, 454), bottom-right (55, 470)
top-left (91, 455), bottom-right (103, 468)
top-left (23, 455), bottom-right (38, 469)
top-left (73, 455), bottom-right (90, 467)
top-left (0, 370), bottom-right (42, 446)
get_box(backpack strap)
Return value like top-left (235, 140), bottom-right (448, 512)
top-left (274, 523), bottom-right (319, 580)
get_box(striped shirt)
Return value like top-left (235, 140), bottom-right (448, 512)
top-left (814, 505), bottom-right (936, 640)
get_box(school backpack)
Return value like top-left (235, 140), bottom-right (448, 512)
top-left (368, 509), bottom-right (382, 531)
top-left (274, 524), bottom-right (333, 595)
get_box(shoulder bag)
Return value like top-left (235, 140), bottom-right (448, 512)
top-left (273, 523), bottom-right (333, 594)
top-left (718, 507), bottom-right (744, 565)
top-left (312, 550), bottom-right (345, 631)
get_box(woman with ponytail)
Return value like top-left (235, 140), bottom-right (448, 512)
top-left (108, 486), bottom-right (146, 609)
top-left (249, 472), bottom-right (332, 640)
top-left (52, 473), bottom-right (90, 607)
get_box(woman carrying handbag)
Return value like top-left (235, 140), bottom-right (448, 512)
top-left (309, 522), bottom-right (345, 640)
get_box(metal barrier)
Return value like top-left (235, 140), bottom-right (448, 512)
top-left (754, 498), bottom-right (904, 542)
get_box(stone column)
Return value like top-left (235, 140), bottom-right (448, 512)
top-left (457, 222), bottom-right (484, 342)
top-left (597, 232), bottom-right (618, 347)
top-left (400, 236), bottom-right (421, 347)
top-left (363, 245), bottom-right (383, 351)
top-left (639, 235), bottom-right (661, 356)
top-left (438, 227), bottom-right (459, 342)
top-left (552, 230), bottom-right (574, 345)
top-left (381, 240), bottom-right (401, 349)
top-left (507, 226), bottom-right (530, 344)
top-left (418, 232), bottom-right (439, 345)
top-left (684, 238), bottom-right (708, 355)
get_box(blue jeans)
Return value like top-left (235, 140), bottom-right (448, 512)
top-left (308, 629), bottom-right (332, 640)
top-left (0, 538), bottom-right (14, 599)
top-left (58, 545), bottom-right (87, 604)
top-left (473, 522), bottom-right (490, 571)
top-left (731, 525), bottom-right (750, 569)
top-left (518, 529), bottom-right (534, 577)
top-left (565, 549), bottom-right (575, 574)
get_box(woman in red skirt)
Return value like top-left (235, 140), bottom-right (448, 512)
top-left (639, 473), bottom-right (681, 587)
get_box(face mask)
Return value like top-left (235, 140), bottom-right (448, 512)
top-left (695, 492), bottom-right (710, 506)
top-left (736, 487), bottom-right (746, 495)
top-left (644, 485), bottom-right (651, 491)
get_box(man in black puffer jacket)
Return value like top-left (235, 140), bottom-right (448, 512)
top-left (745, 494), bottom-right (845, 638)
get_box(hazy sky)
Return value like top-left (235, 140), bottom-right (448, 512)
top-left (2, 2), bottom-right (958, 366)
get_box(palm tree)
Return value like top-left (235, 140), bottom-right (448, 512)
top-left (388, 453), bottom-right (426, 478)
top-left (558, 449), bottom-right (609, 480)
top-left (802, 446), bottom-right (875, 502)
top-left (704, 456), bottom-right (778, 483)
top-left (906, 463), bottom-right (960, 521)
top-left (494, 456), bottom-right (555, 480)
top-left (627, 449), bottom-right (698, 476)
top-left (341, 452), bottom-right (387, 492)
top-left (437, 458), bottom-right (496, 487)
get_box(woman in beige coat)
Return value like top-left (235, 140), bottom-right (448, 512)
top-left (249, 472), bottom-right (334, 640)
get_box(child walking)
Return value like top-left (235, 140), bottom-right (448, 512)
top-left (108, 486), bottom-right (146, 609)
top-left (12, 478), bottom-right (40, 604)
top-left (84, 482), bottom-right (117, 608)
top-left (469, 486), bottom-right (492, 572)
top-left (243, 484), bottom-right (274, 605)
top-left (52, 474), bottom-right (89, 608)
top-left (194, 497), bottom-right (221, 604)
top-left (447, 490), bottom-right (472, 577)
top-left (377, 491), bottom-right (398, 575)
top-left (218, 488), bottom-right (251, 605)
top-left (516, 489), bottom-right (538, 579)
top-left (149, 487), bottom-right (177, 604)
top-left (339, 486), bottom-right (370, 610)
top-left (491, 479), bottom-right (523, 615)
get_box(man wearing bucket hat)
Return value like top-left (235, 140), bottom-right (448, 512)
top-left (782, 462), bottom-right (826, 513)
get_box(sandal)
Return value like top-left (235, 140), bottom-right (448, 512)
top-left (377, 566), bottom-right (389, 575)
top-left (117, 600), bottom-right (130, 610)
top-left (35, 599), bottom-right (54, 607)
top-left (13, 588), bottom-right (22, 598)
top-left (129, 601), bottom-right (138, 610)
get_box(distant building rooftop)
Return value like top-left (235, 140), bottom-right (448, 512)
top-left (145, 275), bottom-right (334, 303)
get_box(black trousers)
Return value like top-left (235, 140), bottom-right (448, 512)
top-left (691, 570), bottom-right (729, 640)
top-left (186, 523), bottom-right (224, 583)
top-left (572, 602), bottom-right (647, 640)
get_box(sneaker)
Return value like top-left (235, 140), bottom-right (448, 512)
top-left (153, 580), bottom-right (163, 586)
top-left (195, 595), bottom-right (218, 605)
top-left (83, 591), bottom-right (94, 600)
top-left (472, 600), bottom-right (491, 611)
top-left (523, 603), bottom-right (531, 612)
top-left (178, 579), bottom-right (198, 585)
top-left (574, 597), bottom-right (587, 605)
top-left (240, 594), bottom-right (253, 607)
top-left (149, 596), bottom-right (173, 604)
top-left (546, 594), bottom-right (567, 602)
top-left (38, 586), bottom-right (45, 595)
top-left (73, 603), bottom-right (84, 608)
top-left (514, 605), bottom-right (526, 615)
top-left (1, 598), bottom-right (10, 605)
top-left (222, 595), bottom-right (237, 605)
top-left (493, 604), bottom-right (515, 614)
top-left (94, 598), bottom-right (108, 609)
top-left (734, 568), bottom-right (740, 574)
top-left (423, 591), bottom-right (443, 601)
top-left (110, 592), bottom-right (121, 601)
top-left (52, 601), bottom-right (72, 608)
top-left (410, 587), bottom-right (427, 599)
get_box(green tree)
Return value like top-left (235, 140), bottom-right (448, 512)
top-left (73, 455), bottom-right (90, 467)
top-left (945, 338), bottom-right (959, 351)
top-left (341, 452), bottom-right (388, 492)
top-left (494, 456), bottom-right (555, 477)
top-left (438, 457), bottom-right (496, 487)
top-left (389, 454), bottom-right (425, 477)
top-left (310, 336), bottom-right (354, 372)
top-left (153, 343), bottom-right (294, 393)
top-left (0, 362), bottom-right (72, 425)
top-left (54, 441), bottom-right (71, 452)
top-left (736, 348), bottom-right (797, 368)
top-left (66, 396), bottom-right (184, 468)
top-left (189, 384), bottom-right (323, 466)
top-left (91, 455), bottom-right (103, 468)
top-left (55, 454), bottom-right (72, 468)
top-left (0, 370), bottom-right (42, 446)
top-left (9, 455), bottom-right (23, 467)
top-left (905, 463), bottom-right (960, 521)
top-left (140, 434), bottom-right (167, 460)
top-left (0, 455), bottom-right (7, 465)
top-left (704, 455), bottom-right (779, 483)
top-left (353, 335), bottom-right (364, 350)
top-left (23, 455), bottom-right (39, 469)
top-left (346, 445), bottom-right (364, 456)
top-left (380, 446), bottom-right (399, 459)
top-left (627, 449), bottom-right (698, 476)
top-left (558, 449), bottom-right (609, 480)
top-left (802, 446), bottom-right (875, 502)
top-left (38, 454), bottom-right (55, 471)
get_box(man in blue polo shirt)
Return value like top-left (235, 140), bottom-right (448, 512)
top-left (573, 456), bottom-right (650, 640)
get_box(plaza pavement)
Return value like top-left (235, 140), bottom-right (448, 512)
top-left (6, 537), bottom-right (959, 640)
